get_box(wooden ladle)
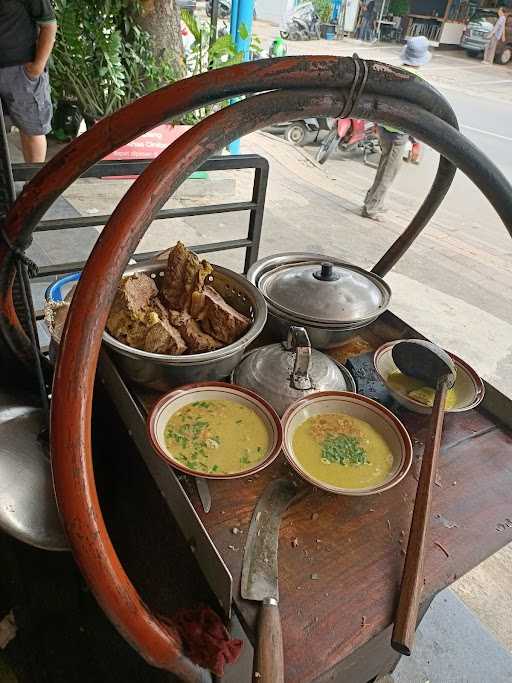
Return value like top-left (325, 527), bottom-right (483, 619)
top-left (391, 340), bottom-right (456, 656)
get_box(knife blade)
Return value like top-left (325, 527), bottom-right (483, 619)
top-left (241, 478), bottom-right (302, 682)
top-left (195, 478), bottom-right (211, 513)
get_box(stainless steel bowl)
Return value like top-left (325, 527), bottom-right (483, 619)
top-left (102, 261), bottom-right (267, 391)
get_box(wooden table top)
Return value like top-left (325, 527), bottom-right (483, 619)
top-left (137, 319), bottom-right (512, 683)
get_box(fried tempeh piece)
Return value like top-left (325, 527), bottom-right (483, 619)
top-left (191, 286), bottom-right (250, 345)
top-left (160, 241), bottom-right (212, 312)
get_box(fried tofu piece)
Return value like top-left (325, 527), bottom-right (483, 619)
top-left (160, 241), bottom-right (212, 312)
top-left (191, 286), bottom-right (250, 345)
top-left (168, 310), bottom-right (222, 353)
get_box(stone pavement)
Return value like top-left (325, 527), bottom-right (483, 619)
top-left (376, 590), bottom-right (512, 683)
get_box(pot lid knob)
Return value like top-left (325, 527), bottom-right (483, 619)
top-left (313, 262), bottom-right (339, 282)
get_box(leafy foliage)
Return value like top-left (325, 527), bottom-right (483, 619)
top-left (50, 0), bottom-right (178, 120)
top-left (388, 0), bottom-right (410, 16)
top-left (180, 10), bottom-right (261, 123)
top-left (313, 0), bottom-right (334, 23)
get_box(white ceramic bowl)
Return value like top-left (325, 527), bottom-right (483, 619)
top-left (281, 391), bottom-right (413, 496)
top-left (148, 382), bottom-right (283, 479)
top-left (374, 341), bottom-right (485, 415)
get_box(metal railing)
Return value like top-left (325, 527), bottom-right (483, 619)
top-left (12, 154), bottom-right (269, 282)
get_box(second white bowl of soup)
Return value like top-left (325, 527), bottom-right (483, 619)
top-left (282, 392), bottom-right (412, 496)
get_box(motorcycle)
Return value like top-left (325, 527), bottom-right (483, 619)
top-left (315, 118), bottom-right (379, 164)
top-left (265, 117), bottom-right (331, 146)
top-left (280, 2), bottom-right (321, 41)
top-left (206, 0), bottom-right (256, 20)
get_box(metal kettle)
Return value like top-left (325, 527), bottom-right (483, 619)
top-left (231, 326), bottom-right (355, 416)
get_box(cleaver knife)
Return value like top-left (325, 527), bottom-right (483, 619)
top-left (241, 478), bottom-right (302, 682)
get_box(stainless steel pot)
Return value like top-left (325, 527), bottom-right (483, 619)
top-left (266, 303), bottom-right (371, 349)
top-left (247, 253), bottom-right (391, 349)
top-left (100, 260), bottom-right (267, 391)
top-left (231, 326), bottom-right (356, 416)
top-left (46, 261), bottom-right (267, 390)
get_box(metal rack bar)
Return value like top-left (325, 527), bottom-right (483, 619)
top-left (10, 153), bottom-right (269, 280)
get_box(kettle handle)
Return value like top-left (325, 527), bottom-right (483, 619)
top-left (286, 326), bottom-right (313, 391)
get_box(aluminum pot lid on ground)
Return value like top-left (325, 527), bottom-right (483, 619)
top-left (253, 255), bottom-right (391, 326)
top-left (231, 326), bottom-right (354, 416)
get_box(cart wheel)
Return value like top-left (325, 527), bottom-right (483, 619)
top-left (284, 122), bottom-right (310, 146)
top-left (498, 47), bottom-right (511, 65)
top-left (280, 30), bottom-right (289, 39)
top-left (316, 129), bottom-right (339, 164)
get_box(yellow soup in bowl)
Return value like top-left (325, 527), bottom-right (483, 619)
top-left (292, 412), bottom-right (394, 489)
top-left (387, 370), bottom-right (459, 409)
top-left (164, 399), bottom-right (270, 475)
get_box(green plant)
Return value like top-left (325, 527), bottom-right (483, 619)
top-left (50, 0), bottom-right (178, 121)
top-left (180, 10), bottom-right (261, 122)
top-left (313, 0), bottom-right (334, 23)
top-left (388, 0), bottom-right (410, 16)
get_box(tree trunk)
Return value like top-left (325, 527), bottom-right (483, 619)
top-left (136, 0), bottom-right (185, 78)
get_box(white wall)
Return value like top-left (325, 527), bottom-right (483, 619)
top-left (440, 21), bottom-right (465, 45)
top-left (256, 0), bottom-right (293, 25)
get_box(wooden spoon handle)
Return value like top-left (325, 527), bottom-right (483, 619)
top-left (253, 598), bottom-right (284, 682)
top-left (392, 379), bottom-right (449, 656)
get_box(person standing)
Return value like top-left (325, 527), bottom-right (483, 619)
top-left (0, 0), bottom-right (57, 163)
top-left (483, 7), bottom-right (507, 65)
top-left (358, 0), bottom-right (377, 42)
top-left (362, 36), bottom-right (431, 221)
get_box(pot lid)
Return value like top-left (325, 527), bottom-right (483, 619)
top-left (231, 327), bottom-right (353, 416)
top-left (257, 260), bottom-right (390, 325)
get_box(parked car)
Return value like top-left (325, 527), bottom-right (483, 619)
top-left (461, 8), bottom-right (512, 65)
top-left (176, 0), bottom-right (197, 13)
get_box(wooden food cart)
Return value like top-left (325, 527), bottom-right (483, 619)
top-left (1, 56), bottom-right (512, 682)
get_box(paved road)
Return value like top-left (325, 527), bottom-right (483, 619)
top-left (444, 86), bottom-right (512, 182)
top-left (390, 86), bottom-right (512, 255)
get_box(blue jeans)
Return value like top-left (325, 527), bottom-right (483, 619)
top-left (359, 18), bottom-right (374, 41)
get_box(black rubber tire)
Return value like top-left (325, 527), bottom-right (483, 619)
top-left (284, 122), bottom-right (309, 146)
top-left (280, 30), bottom-right (289, 39)
top-left (498, 47), bottom-right (512, 65)
top-left (316, 129), bottom-right (340, 164)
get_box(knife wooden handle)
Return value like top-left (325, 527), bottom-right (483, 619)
top-left (253, 598), bottom-right (284, 683)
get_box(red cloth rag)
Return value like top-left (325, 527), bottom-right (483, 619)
top-left (173, 605), bottom-right (243, 677)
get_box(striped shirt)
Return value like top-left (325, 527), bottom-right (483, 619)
top-left (493, 15), bottom-right (506, 41)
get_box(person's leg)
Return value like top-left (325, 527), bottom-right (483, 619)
top-left (364, 130), bottom-right (406, 217)
top-left (483, 37), bottom-right (497, 64)
top-left (2, 66), bottom-right (52, 163)
top-left (19, 131), bottom-right (47, 163)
